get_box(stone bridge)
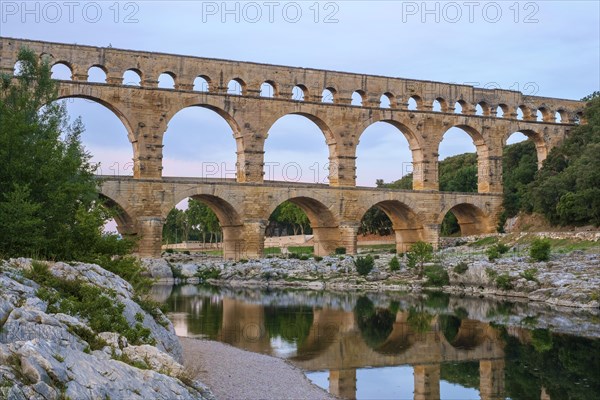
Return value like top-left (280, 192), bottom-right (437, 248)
top-left (0, 37), bottom-right (585, 258)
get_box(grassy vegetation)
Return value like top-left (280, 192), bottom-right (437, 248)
top-left (468, 236), bottom-right (499, 247)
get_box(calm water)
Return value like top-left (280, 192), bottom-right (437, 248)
top-left (155, 284), bottom-right (600, 400)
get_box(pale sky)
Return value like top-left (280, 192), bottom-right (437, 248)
top-left (2, 0), bottom-right (599, 187)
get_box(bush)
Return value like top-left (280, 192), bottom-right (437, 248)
top-left (165, 248), bottom-right (174, 254)
top-left (496, 243), bottom-right (510, 254)
top-left (335, 247), bottom-right (346, 255)
top-left (424, 264), bottom-right (450, 287)
top-left (354, 255), bottom-right (374, 276)
top-left (487, 246), bottom-right (500, 262)
top-left (453, 262), bottom-right (469, 274)
top-left (389, 248), bottom-right (397, 254)
top-left (299, 255), bottom-right (309, 260)
top-left (530, 238), bottom-right (551, 261)
top-left (388, 256), bottom-right (400, 272)
top-left (520, 267), bottom-right (538, 282)
top-left (183, 250), bottom-right (190, 255)
top-left (195, 267), bottom-right (221, 281)
top-left (406, 241), bottom-right (434, 277)
top-left (495, 273), bottom-right (514, 290)
top-left (314, 256), bottom-right (323, 262)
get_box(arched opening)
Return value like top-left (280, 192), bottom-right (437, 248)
top-left (193, 76), bottom-right (210, 92)
top-left (162, 106), bottom-right (238, 178)
top-left (163, 194), bottom-right (242, 260)
top-left (158, 72), bottom-right (176, 89)
top-left (536, 110), bottom-right (543, 122)
top-left (454, 101), bottom-right (463, 114)
top-left (496, 104), bottom-right (507, 118)
top-left (351, 90), bottom-right (365, 106)
top-left (263, 114), bottom-right (331, 184)
top-left (356, 121), bottom-right (414, 187)
top-left (123, 69), bottom-right (142, 86)
top-left (163, 197), bottom-right (222, 249)
top-left (380, 93), bottom-right (393, 108)
top-left (574, 111), bottom-right (583, 124)
top-left (361, 200), bottom-right (424, 253)
top-left (321, 87), bottom-right (335, 103)
top-left (432, 98), bottom-right (445, 112)
top-left (358, 206), bottom-right (394, 246)
top-left (99, 195), bottom-right (136, 238)
top-left (87, 66), bottom-right (107, 83)
top-left (264, 201), bottom-right (312, 256)
top-left (537, 107), bottom-right (552, 122)
top-left (437, 127), bottom-right (480, 193)
top-left (54, 97), bottom-right (134, 177)
top-left (292, 85), bottom-right (307, 101)
top-left (440, 203), bottom-right (489, 237)
top-left (517, 105), bottom-right (530, 120)
top-left (502, 132), bottom-right (538, 220)
top-left (266, 196), bottom-right (339, 256)
top-left (555, 110), bottom-right (566, 123)
top-left (476, 102), bottom-right (490, 116)
top-left (51, 62), bottom-right (72, 80)
top-left (227, 78), bottom-right (245, 95)
top-left (260, 81), bottom-right (276, 98)
top-left (407, 96), bottom-right (420, 111)
top-left (505, 130), bottom-right (547, 169)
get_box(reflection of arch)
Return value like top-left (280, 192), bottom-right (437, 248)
top-left (361, 200), bottom-right (424, 253)
top-left (442, 318), bottom-right (486, 350)
top-left (504, 129), bottom-right (548, 168)
top-left (438, 203), bottom-right (490, 236)
top-left (373, 313), bottom-right (416, 355)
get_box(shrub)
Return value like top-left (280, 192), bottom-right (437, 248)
top-left (530, 238), bottom-right (551, 261)
top-left (495, 273), bottom-right (514, 290)
top-left (373, 255), bottom-right (380, 260)
top-left (453, 262), bottom-right (469, 274)
top-left (520, 267), bottom-right (538, 282)
top-left (314, 256), bottom-right (323, 262)
top-left (183, 250), bottom-right (190, 255)
top-left (165, 248), bottom-right (174, 254)
top-left (424, 264), bottom-right (450, 286)
top-left (496, 243), bottom-right (510, 254)
top-left (407, 241), bottom-right (433, 277)
top-left (389, 248), bottom-right (397, 254)
top-left (335, 247), bottom-right (346, 255)
top-left (388, 256), bottom-right (400, 272)
top-left (299, 255), bottom-right (309, 261)
top-left (354, 255), bottom-right (374, 276)
top-left (195, 267), bottom-right (221, 281)
top-left (288, 253), bottom-right (300, 259)
top-left (487, 246), bottom-right (500, 262)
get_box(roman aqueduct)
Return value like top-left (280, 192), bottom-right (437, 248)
top-left (0, 37), bottom-right (586, 259)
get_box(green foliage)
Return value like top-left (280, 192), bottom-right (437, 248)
top-left (24, 261), bottom-right (155, 346)
top-left (334, 247), bottom-right (346, 255)
top-left (163, 199), bottom-right (222, 244)
top-left (358, 206), bottom-right (393, 236)
top-left (423, 264), bottom-right (450, 286)
top-left (487, 246), bottom-right (500, 261)
top-left (266, 201), bottom-right (311, 237)
top-left (495, 273), bottom-right (514, 290)
top-left (299, 255), bottom-right (309, 260)
top-left (406, 241), bottom-right (433, 277)
top-left (354, 255), bottom-right (374, 276)
top-left (528, 96), bottom-right (600, 226)
top-left (313, 256), bottom-right (323, 262)
top-left (502, 140), bottom-right (538, 217)
top-left (520, 268), bottom-right (538, 282)
top-left (353, 296), bottom-right (395, 349)
top-left (407, 307), bottom-right (434, 334)
top-left (530, 238), bottom-right (551, 261)
top-left (388, 256), bottom-right (400, 271)
top-left (195, 267), bottom-right (221, 281)
top-left (264, 306), bottom-right (313, 346)
top-left (453, 262), bottom-right (469, 274)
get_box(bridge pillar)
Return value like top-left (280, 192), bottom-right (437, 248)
top-left (136, 217), bottom-right (164, 258)
top-left (237, 149), bottom-right (265, 183)
top-left (339, 222), bottom-right (359, 255)
top-left (477, 144), bottom-right (503, 193)
top-left (479, 359), bottom-right (505, 400)
top-left (329, 155), bottom-right (357, 187)
top-left (131, 115), bottom-right (168, 179)
top-left (329, 369), bottom-right (357, 400)
top-left (412, 153), bottom-right (439, 191)
top-left (240, 219), bottom-right (267, 259)
top-left (312, 226), bottom-right (340, 256)
top-left (413, 363), bottom-right (440, 400)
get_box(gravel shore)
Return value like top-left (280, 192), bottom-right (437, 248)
top-left (180, 337), bottom-right (335, 400)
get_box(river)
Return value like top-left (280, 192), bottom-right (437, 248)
top-left (152, 284), bottom-right (600, 400)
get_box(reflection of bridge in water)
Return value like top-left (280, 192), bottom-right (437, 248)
top-left (194, 298), bottom-right (507, 400)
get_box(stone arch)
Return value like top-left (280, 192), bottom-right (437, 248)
top-left (322, 87), bottom-right (336, 103)
top-left (50, 61), bottom-right (73, 80)
top-left (260, 80), bottom-right (278, 98)
top-left (292, 84), bottom-right (308, 101)
top-left (123, 68), bottom-right (143, 86)
top-left (351, 90), bottom-right (366, 106)
top-left (265, 110), bottom-right (337, 152)
top-left (165, 190), bottom-right (244, 260)
top-left (433, 97), bottom-right (448, 112)
top-left (536, 106), bottom-right (553, 122)
top-left (54, 93), bottom-right (135, 143)
top-left (158, 71), bottom-right (176, 89)
top-left (227, 77), bottom-right (246, 95)
top-left (476, 101), bottom-right (491, 116)
top-left (504, 129), bottom-right (548, 168)
top-left (555, 109), bottom-right (568, 123)
top-left (438, 202), bottom-right (492, 235)
top-left (193, 75), bottom-right (211, 92)
top-left (98, 193), bottom-right (137, 238)
top-left (380, 92), bottom-right (395, 108)
top-left (454, 99), bottom-right (470, 114)
top-left (265, 195), bottom-right (340, 256)
top-left (359, 199), bottom-right (425, 253)
top-left (496, 104), bottom-right (509, 118)
top-left (407, 95), bottom-right (422, 110)
top-left (516, 105), bottom-right (532, 120)
top-left (87, 65), bottom-right (107, 83)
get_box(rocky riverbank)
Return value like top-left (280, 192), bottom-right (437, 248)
top-left (146, 237), bottom-right (600, 310)
top-left (0, 258), bottom-right (214, 400)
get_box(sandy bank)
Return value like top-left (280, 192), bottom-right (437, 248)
top-left (180, 337), bottom-right (335, 400)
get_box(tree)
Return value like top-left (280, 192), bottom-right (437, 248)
top-left (0, 48), bottom-right (125, 260)
top-left (406, 241), bottom-right (433, 277)
top-left (275, 201), bottom-right (310, 235)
